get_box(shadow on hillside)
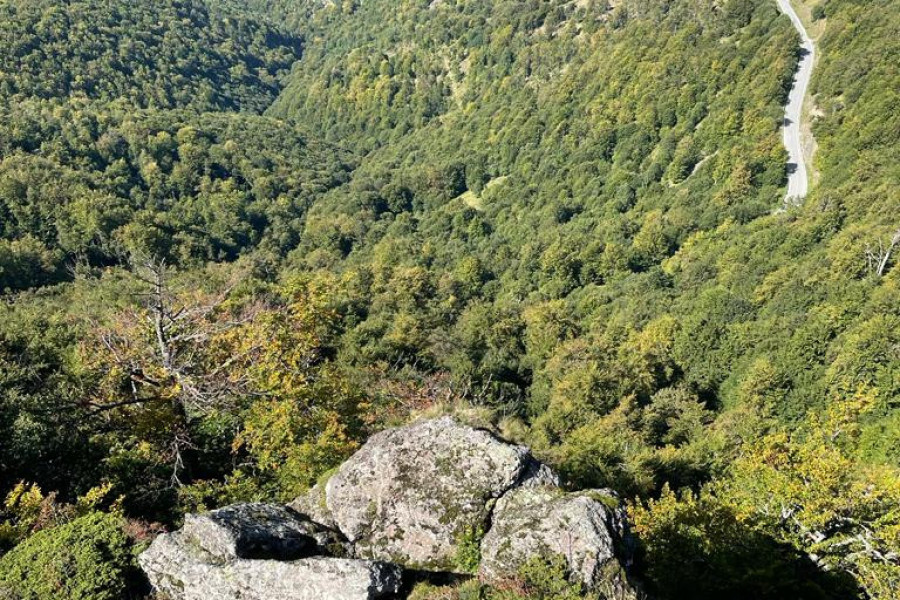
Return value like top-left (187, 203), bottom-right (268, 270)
top-left (399, 569), bottom-right (473, 596)
top-left (633, 514), bottom-right (861, 600)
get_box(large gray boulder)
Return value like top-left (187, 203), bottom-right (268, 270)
top-left (479, 487), bottom-right (636, 599)
top-left (140, 532), bottom-right (401, 600)
top-left (182, 503), bottom-right (349, 561)
top-left (321, 416), bottom-right (555, 569)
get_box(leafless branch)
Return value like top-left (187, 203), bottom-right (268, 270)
top-left (866, 228), bottom-right (900, 277)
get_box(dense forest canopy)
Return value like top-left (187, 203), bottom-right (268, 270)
top-left (0, 0), bottom-right (898, 598)
top-left (0, 0), bottom-right (302, 111)
top-left (0, 103), bottom-right (352, 287)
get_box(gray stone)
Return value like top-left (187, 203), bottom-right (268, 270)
top-left (139, 418), bottom-right (637, 600)
top-left (323, 416), bottom-right (549, 569)
top-left (139, 530), bottom-right (401, 600)
top-left (290, 483), bottom-right (338, 530)
top-left (183, 503), bottom-right (347, 561)
top-left (518, 459), bottom-right (562, 488)
top-left (479, 487), bottom-right (636, 599)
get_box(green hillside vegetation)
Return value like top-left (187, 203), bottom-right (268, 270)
top-left (0, 0), bottom-right (898, 597)
top-left (0, 102), bottom-right (351, 290)
top-left (0, 0), bottom-right (302, 111)
top-left (276, 0), bottom-right (799, 407)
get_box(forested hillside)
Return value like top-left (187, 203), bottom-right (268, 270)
top-left (0, 0), bottom-right (898, 598)
top-left (0, 0), bottom-right (302, 111)
top-left (0, 103), bottom-right (351, 289)
top-left (0, 0), bottom-right (350, 291)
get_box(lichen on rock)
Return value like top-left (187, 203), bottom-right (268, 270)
top-left (139, 504), bottom-right (397, 600)
top-left (139, 418), bottom-right (636, 599)
top-left (479, 486), bottom-right (636, 599)
top-left (182, 502), bottom-right (349, 561)
top-left (140, 530), bottom-right (401, 600)
top-left (322, 416), bottom-right (547, 569)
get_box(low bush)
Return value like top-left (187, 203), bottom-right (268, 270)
top-left (0, 512), bottom-right (140, 600)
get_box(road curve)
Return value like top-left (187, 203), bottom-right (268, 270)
top-left (776, 0), bottom-right (815, 203)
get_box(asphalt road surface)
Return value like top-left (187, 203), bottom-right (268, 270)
top-left (777, 0), bottom-right (815, 203)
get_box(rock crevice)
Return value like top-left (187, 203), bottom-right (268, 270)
top-left (140, 417), bottom-right (636, 599)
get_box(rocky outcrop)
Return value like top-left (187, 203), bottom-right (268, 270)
top-left (182, 503), bottom-right (350, 561)
top-left (320, 416), bottom-right (552, 568)
top-left (480, 487), bottom-right (635, 598)
top-left (140, 504), bottom-right (397, 600)
top-left (140, 531), bottom-right (401, 600)
top-left (140, 417), bottom-right (635, 599)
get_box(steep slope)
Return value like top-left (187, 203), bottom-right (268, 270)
top-left (272, 0), bottom-right (799, 407)
top-left (264, 0), bottom-right (900, 464)
top-left (0, 0), bottom-right (301, 111)
top-left (0, 104), bottom-right (351, 288)
top-left (275, 3), bottom-right (900, 596)
top-left (0, 0), bottom-right (352, 289)
top-left (271, 0), bottom-right (797, 153)
top-left (0, 0), bottom-right (898, 597)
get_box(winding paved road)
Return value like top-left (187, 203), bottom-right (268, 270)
top-left (777, 0), bottom-right (815, 203)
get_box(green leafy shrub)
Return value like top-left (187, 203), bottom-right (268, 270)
top-left (409, 555), bottom-right (584, 600)
top-left (0, 482), bottom-right (115, 554)
top-left (0, 512), bottom-right (139, 600)
top-left (502, 556), bottom-right (584, 600)
top-left (453, 526), bottom-right (484, 574)
top-left (629, 396), bottom-right (895, 600)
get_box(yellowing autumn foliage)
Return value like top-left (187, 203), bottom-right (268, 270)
top-left (227, 278), bottom-right (365, 499)
top-left (632, 388), bottom-right (900, 598)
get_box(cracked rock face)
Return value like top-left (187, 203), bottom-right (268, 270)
top-left (322, 416), bottom-right (549, 569)
top-left (139, 503), bottom-right (394, 600)
top-left (140, 532), bottom-right (400, 600)
top-left (479, 487), bottom-right (636, 599)
top-left (140, 419), bottom-right (635, 599)
top-left (183, 503), bottom-right (349, 561)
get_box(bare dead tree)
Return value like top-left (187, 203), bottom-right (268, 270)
top-left (866, 229), bottom-right (900, 277)
top-left (131, 257), bottom-right (265, 409)
top-left (84, 255), bottom-right (265, 485)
